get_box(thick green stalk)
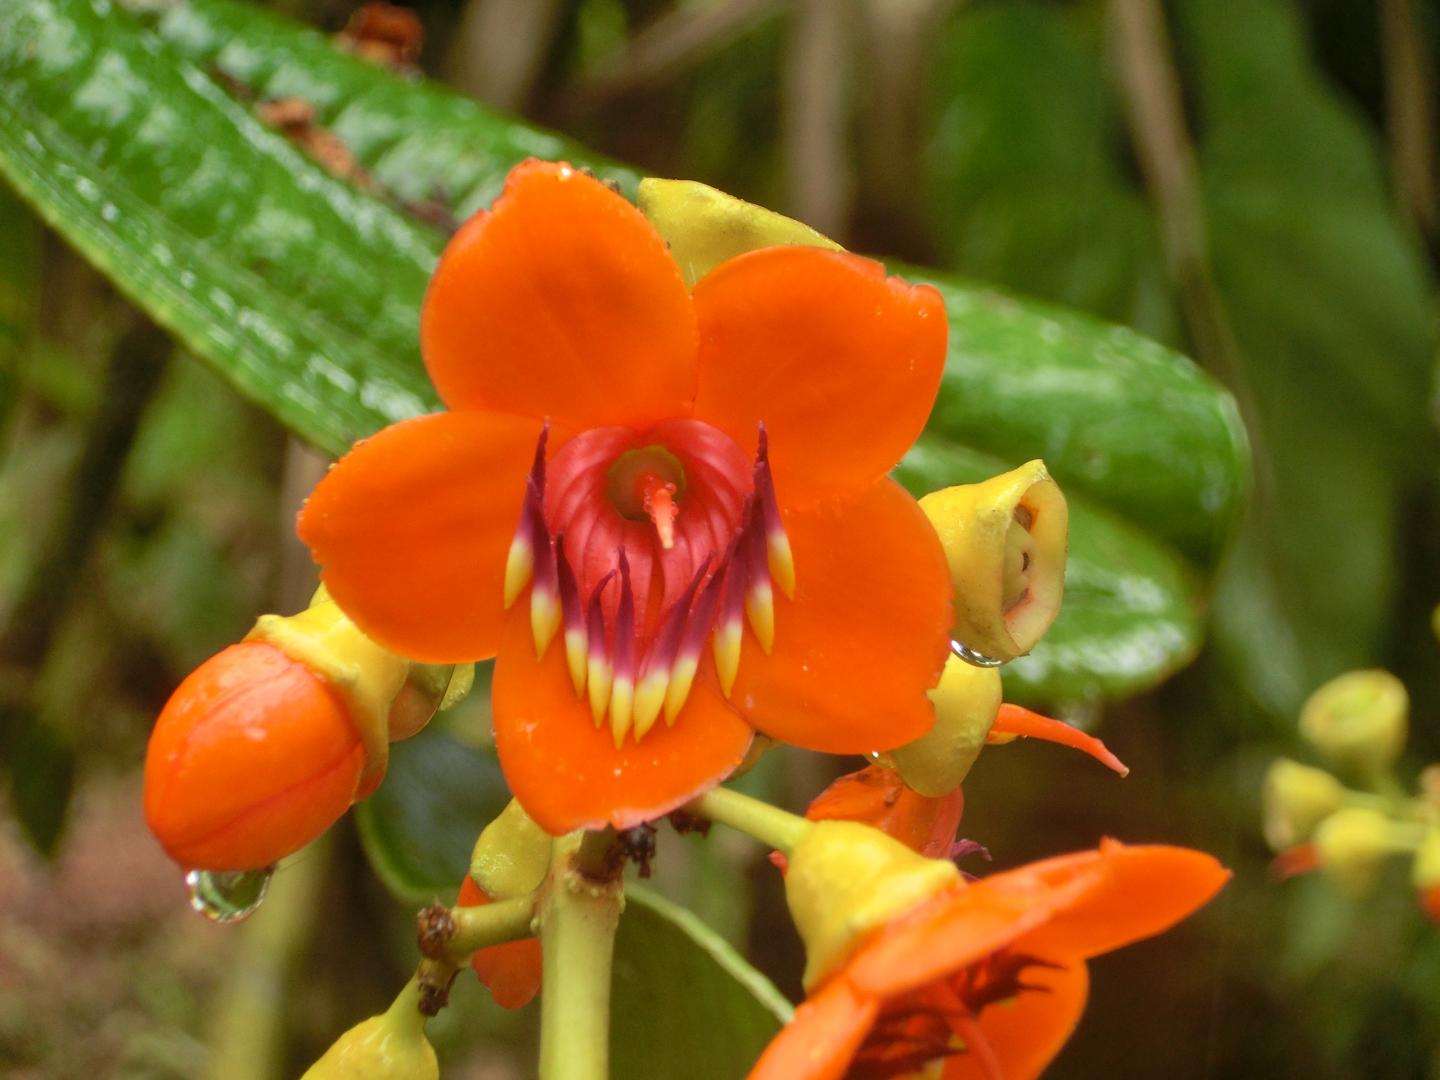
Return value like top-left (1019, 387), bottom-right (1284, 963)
top-left (538, 833), bottom-right (623, 1080)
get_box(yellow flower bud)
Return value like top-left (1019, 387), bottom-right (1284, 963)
top-left (783, 820), bottom-right (961, 990)
top-left (470, 799), bottom-right (552, 900)
top-left (918, 461), bottom-right (1068, 663)
top-left (889, 657), bottom-right (1002, 797)
top-left (303, 980), bottom-right (437, 1080)
top-left (1261, 758), bottom-right (1347, 850)
top-left (1299, 669), bottom-right (1408, 776)
top-left (1413, 827), bottom-right (1440, 891)
top-left (636, 178), bottom-right (843, 288)
top-left (1312, 807), bottom-right (1395, 895)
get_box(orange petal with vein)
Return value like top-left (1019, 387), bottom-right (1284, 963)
top-left (748, 977), bottom-right (877, 1080)
top-left (941, 958), bottom-right (1089, 1080)
top-left (421, 160), bottom-right (698, 429)
top-left (298, 410), bottom-right (541, 663)
top-left (691, 247), bottom-right (946, 506)
top-left (731, 479), bottom-right (951, 754)
top-left (491, 611), bottom-right (752, 835)
top-left (990, 703), bottom-right (1130, 776)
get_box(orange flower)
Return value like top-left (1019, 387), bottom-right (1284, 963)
top-left (299, 161), bottom-right (951, 835)
top-left (457, 875), bottom-right (543, 1009)
top-left (753, 840), bottom-right (1228, 1080)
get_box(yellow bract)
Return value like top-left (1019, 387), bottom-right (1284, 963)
top-left (889, 656), bottom-right (1002, 797)
top-left (637, 177), bottom-right (843, 288)
top-left (919, 460), bottom-right (1068, 662)
top-left (302, 980), bottom-right (438, 1080)
top-left (784, 820), bottom-right (961, 990)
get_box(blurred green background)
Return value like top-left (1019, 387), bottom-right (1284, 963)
top-left (1, 0), bottom-right (1438, 1077)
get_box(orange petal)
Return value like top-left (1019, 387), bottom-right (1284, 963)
top-left (1009, 840), bottom-right (1230, 961)
top-left (730, 479), bottom-right (951, 754)
top-left (491, 610), bottom-right (753, 835)
top-left (941, 958), bottom-right (1089, 1080)
top-left (748, 977), bottom-right (878, 1080)
top-left (298, 410), bottom-right (541, 663)
top-left (421, 160), bottom-right (698, 429)
top-left (691, 247), bottom-right (946, 506)
top-left (806, 765), bottom-right (964, 859)
top-left (458, 876), bottom-right (543, 1010)
top-left (845, 885), bottom-right (1051, 999)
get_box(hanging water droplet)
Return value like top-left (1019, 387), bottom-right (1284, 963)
top-left (866, 750), bottom-right (897, 768)
top-left (950, 639), bottom-right (1004, 668)
top-left (183, 866), bottom-right (275, 924)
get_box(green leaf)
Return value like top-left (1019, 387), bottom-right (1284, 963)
top-left (1181, 0), bottom-right (1438, 710)
top-left (905, 265), bottom-right (1249, 568)
top-left (612, 885), bottom-right (790, 1080)
top-left (353, 730), bottom-right (510, 906)
top-left (920, 4), bottom-right (1174, 341)
top-left (0, 0), bottom-right (1247, 705)
top-left (898, 437), bottom-right (1203, 705)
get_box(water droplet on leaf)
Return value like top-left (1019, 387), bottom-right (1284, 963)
top-left (183, 866), bottom-right (274, 923)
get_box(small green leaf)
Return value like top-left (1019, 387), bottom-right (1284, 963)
top-left (898, 437), bottom-right (1203, 705)
top-left (613, 885), bottom-right (791, 1080)
top-left (353, 731), bottom-right (510, 906)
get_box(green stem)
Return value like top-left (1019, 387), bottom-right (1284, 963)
top-left (687, 786), bottom-right (812, 854)
top-left (538, 833), bottom-right (623, 1080)
top-left (448, 894), bottom-right (537, 958)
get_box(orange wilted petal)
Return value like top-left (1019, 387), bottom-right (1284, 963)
top-left (144, 642), bottom-right (365, 870)
top-left (691, 247), bottom-right (946, 506)
top-left (940, 958), bottom-right (1089, 1080)
top-left (491, 610), bottom-right (752, 835)
top-left (731, 479), bottom-right (951, 754)
top-left (421, 160), bottom-right (698, 429)
top-left (990, 703), bottom-right (1130, 776)
top-left (806, 765), bottom-right (964, 859)
top-left (457, 876), bottom-right (543, 1009)
top-left (748, 977), bottom-right (877, 1080)
top-left (299, 410), bottom-right (541, 663)
top-left (1002, 841), bottom-right (1230, 962)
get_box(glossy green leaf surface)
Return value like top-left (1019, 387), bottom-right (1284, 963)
top-left (352, 730), bottom-right (510, 906)
top-left (613, 886), bottom-right (790, 1080)
top-left (0, 0), bottom-right (1245, 707)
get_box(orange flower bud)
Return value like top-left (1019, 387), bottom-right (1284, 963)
top-left (458, 875), bottom-right (543, 1009)
top-left (144, 641), bottom-right (365, 871)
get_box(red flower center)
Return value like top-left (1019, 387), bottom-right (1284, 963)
top-left (851, 950), bottom-right (1057, 1080)
top-left (503, 420), bottom-right (794, 748)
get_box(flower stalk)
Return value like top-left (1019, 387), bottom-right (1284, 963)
top-left (688, 785), bottom-right (813, 854)
top-left (538, 832), bottom-right (624, 1080)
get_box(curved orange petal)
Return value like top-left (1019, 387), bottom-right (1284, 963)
top-left (691, 247), bottom-right (946, 505)
top-left (730, 479), bottom-right (951, 754)
top-left (941, 959), bottom-right (1089, 1080)
top-left (845, 885), bottom-right (1051, 999)
top-left (298, 410), bottom-right (541, 663)
top-left (491, 610), bottom-right (753, 835)
top-left (421, 160), bottom-right (698, 429)
top-left (805, 765), bottom-right (964, 859)
top-left (748, 978), bottom-right (877, 1080)
top-left (457, 877), bottom-right (543, 1010)
top-left (1010, 840), bottom-right (1230, 961)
